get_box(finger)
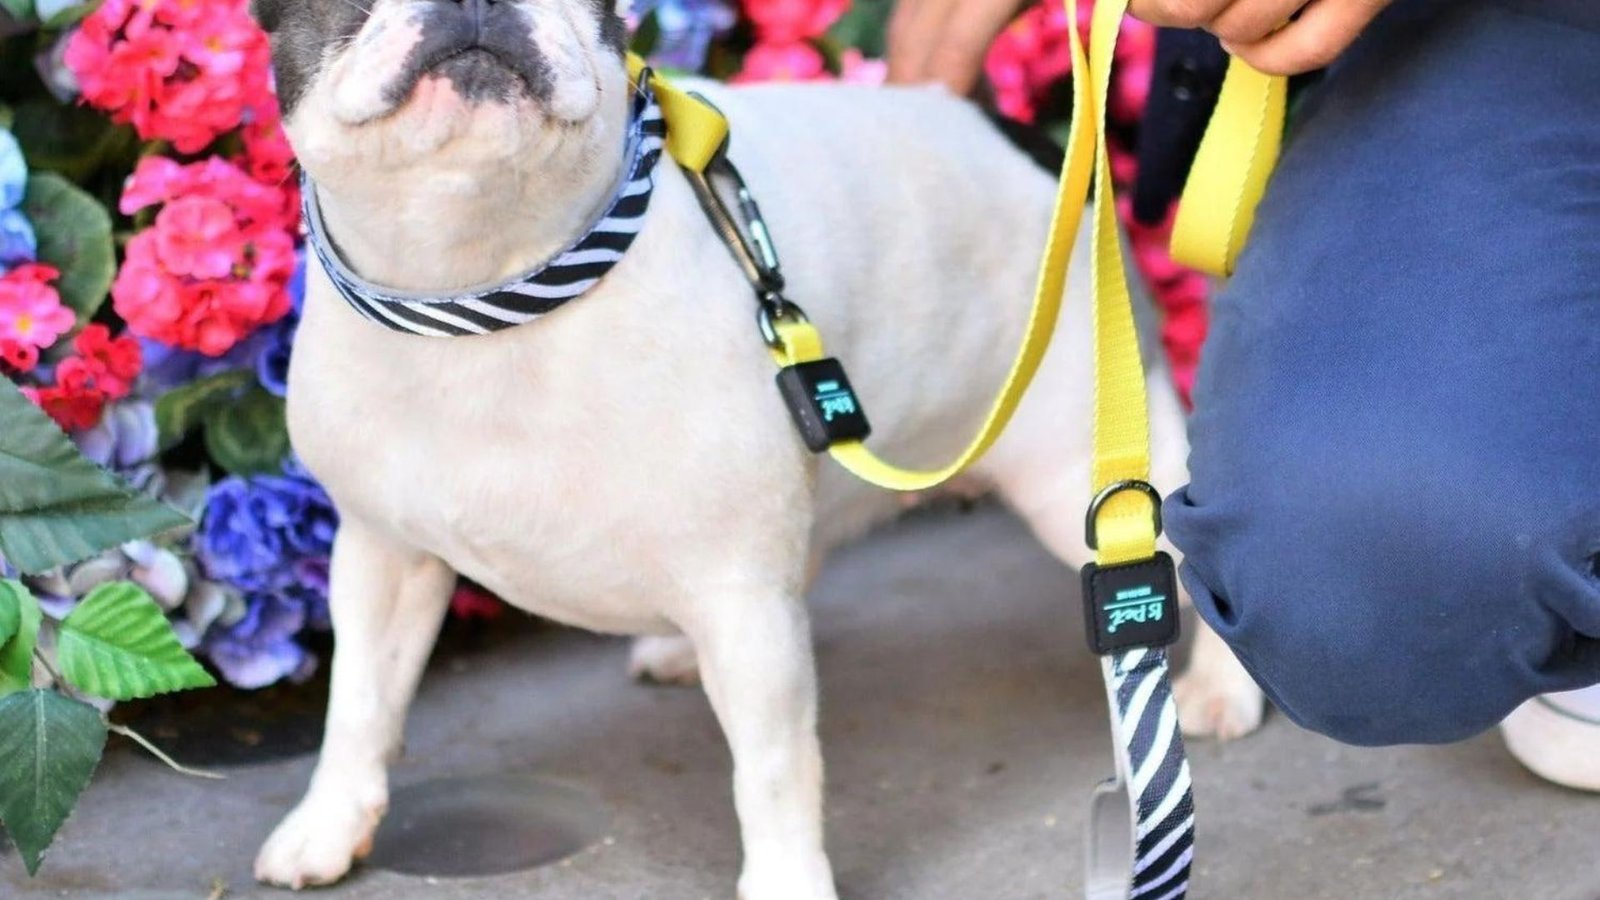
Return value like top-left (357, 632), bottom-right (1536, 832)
top-left (1207, 0), bottom-right (1307, 44)
top-left (1222, 0), bottom-right (1387, 75)
top-left (920, 1), bottom-right (1019, 94)
top-left (887, 0), bottom-right (954, 84)
top-left (1127, 0), bottom-right (1233, 29)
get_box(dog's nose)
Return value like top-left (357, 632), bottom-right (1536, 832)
top-left (447, 0), bottom-right (498, 29)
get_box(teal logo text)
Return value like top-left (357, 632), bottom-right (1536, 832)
top-left (814, 380), bottom-right (859, 422)
top-left (1104, 585), bottom-right (1166, 634)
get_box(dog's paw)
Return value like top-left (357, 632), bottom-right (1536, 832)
top-left (738, 861), bottom-right (839, 900)
top-left (629, 634), bottom-right (701, 686)
top-left (255, 790), bottom-right (386, 890)
top-left (1173, 655), bottom-right (1266, 742)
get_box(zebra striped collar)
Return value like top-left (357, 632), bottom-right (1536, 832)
top-left (302, 79), bottom-right (666, 337)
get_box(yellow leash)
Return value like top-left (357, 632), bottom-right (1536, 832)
top-left (634, 15), bottom-right (1283, 896)
top-left (630, 45), bottom-right (1284, 547)
top-left (1170, 59), bottom-right (1287, 277)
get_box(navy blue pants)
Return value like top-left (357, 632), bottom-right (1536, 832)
top-left (1165, 0), bottom-right (1600, 745)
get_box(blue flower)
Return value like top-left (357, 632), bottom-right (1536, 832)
top-left (139, 327), bottom-right (275, 391)
top-left (76, 400), bottom-right (160, 471)
top-left (0, 129), bottom-right (25, 211)
top-left (199, 461), bottom-right (339, 595)
top-left (203, 588), bottom-right (319, 689)
top-left (257, 252), bottom-right (305, 398)
top-left (636, 0), bottom-right (737, 72)
top-left (0, 208), bottom-right (36, 274)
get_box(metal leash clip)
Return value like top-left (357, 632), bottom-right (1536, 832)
top-left (682, 96), bottom-right (872, 453)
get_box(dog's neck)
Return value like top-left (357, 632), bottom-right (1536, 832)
top-left (310, 109), bottom-right (631, 294)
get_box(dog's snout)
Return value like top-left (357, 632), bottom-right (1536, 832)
top-left (435, 0), bottom-right (500, 32)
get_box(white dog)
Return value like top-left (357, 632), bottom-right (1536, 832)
top-left (249, 0), bottom-right (1263, 895)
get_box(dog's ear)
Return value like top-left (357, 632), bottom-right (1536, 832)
top-left (250, 0), bottom-right (283, 32)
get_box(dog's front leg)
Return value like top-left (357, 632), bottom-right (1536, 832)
top-left (255, 519), bottom-right (455, 890)
top-left (683, 588), bottom-right (837, 900)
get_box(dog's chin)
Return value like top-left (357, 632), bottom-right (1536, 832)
top-left (399, 50), bottom-right (537, 115)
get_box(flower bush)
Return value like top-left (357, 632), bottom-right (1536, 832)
top-left (0, 0), bottom-right (1209, 690)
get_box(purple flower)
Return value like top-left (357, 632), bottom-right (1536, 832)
top-left (256, 254), bottom-right (304, 397)
top-left (0, 208), bottom-right (35, 274)
top-left (203, 588), bottom-right (319, 689)
top-left (0, 129), bottom-right (25, 210)
top-left (76, 400), bottom-right (159, 470)
top-left (199, 461), bottom-right (338, 595)
top-left (636, 0), bottom-right (737, 72)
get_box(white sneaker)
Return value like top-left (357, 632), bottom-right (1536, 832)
top-left (1501, 687), bottom-right (1600, 792)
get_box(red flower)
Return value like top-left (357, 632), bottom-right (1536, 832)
top-left (0, 339), bottom-right (39, 374)
top-left (73, 324), bottom-right (144, 401)
top-left (450, 582), bottom-right (506, 621)
top-left (23, 362), bottom-right (108, 432)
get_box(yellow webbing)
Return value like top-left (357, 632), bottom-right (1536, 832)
top-left (636, 30), bottom-right (1281, 565)
top-left (1169, 58), bottom-right (1288, 277)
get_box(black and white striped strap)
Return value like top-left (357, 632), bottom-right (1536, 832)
top-left (302, 79), bottom-right (667, 337)
top-left (1086, 648), bottom-right (1195, 900)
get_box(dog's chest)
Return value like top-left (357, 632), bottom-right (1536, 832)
top-left (287, 298), bottom-right (697, 631)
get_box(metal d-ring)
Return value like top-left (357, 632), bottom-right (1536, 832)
top-left (757, 294), bottom-right (809, 350)
top-left (1084, 479), bottom-right (1164, 551)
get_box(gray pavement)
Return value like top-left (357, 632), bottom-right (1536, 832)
top-left (4, 503), bottom-right (1598, 900)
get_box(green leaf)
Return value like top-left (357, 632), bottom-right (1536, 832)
top-left (629, 10), bottom-right (660, 57)
top-left (203, 386), bottom-right (289, 477)
top-left (12, 101), bottom-right (130, 184)
top-left (21, 173), bottom-right (115, 322)
top-left (39, 0), bottom-right (95, 28)
top-left (57, 582), bottom-right (215, 701)
top-left (827, 0), bottom-right (893, 60)
top-left (0, 689), bottom-right (107, 875)
top-left (0, 580), bottom-right (40, 698)
top-left (0, 580), bottom-right (19, 648)
top-left (154, 369), bottom-right (255, 450)
top-left (0, 380), bottom-right (192, 575)
top-left (0, 0), bottom-right (34, 24)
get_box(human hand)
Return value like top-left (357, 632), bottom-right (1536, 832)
top-left (886, 0), bottom-right (1028, 94)
top-left (1128, 0), bottom-right (1395, 75)
top-left (886, 0), bottom-right (1392, 94)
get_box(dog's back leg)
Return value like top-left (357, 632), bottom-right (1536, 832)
top-left (982, 366), bottom-right (1267, 740)
top-left (255, 520), bottom-right (456, 889)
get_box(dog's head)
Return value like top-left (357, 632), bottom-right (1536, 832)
top-left (253, 0), bottom-right (630, 188)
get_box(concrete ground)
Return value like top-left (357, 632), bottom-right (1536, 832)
top-left (4, 503), bottom-right (1598, 900)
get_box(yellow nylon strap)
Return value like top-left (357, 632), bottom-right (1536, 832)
top-left (640, 33), bottom-right (1173, 564)
top-left (1080, 0), bottom-right (1157, 566)
top-left (1169, 57), bottom-right (1287, 277)
top-left (627, 53), bottom-right (728, 173)
top-left (759, 16), bottom-right (1097, 494)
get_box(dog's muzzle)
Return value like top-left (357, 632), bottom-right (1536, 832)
top-left (393, 0), bottom-right (550, 104)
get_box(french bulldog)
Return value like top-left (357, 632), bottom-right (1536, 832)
top-left (248, 0), bottom-right (1265, 895)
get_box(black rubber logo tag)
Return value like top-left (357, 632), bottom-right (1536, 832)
top-left (1081, 552), bottom-right (1180, 655)
top-left (775, 358), bottom-right (872, 453)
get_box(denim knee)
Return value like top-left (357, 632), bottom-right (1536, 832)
top-left (1166, 443), bottom-right (1600, 747)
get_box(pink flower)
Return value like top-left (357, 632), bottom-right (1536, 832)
top-left (66, 0), bottom-right (277, 154)
top-left (735, 40), bottom-right (829, 83)
top-left (742, 0), bottom-right (849, 43)
top-left (0, 264), bottom-right (75, 351)
top-left (113, 156), bottom-right (297, 356)
top-left (840, 49), bottom-right (887, 85)
top-left (154, 197), bottom-right (246, 280)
